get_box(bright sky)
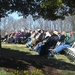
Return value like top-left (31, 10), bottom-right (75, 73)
top-left (8, 11), bottom-right (23, 20)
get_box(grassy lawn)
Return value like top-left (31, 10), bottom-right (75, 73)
top-left (0, 43), bottom-right (75, 75)
top-left (2, 43), bottom-right (38, 55)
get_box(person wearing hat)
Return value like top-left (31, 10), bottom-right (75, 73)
top-left (48, 31), bottom-right (75, 59)
top-left (39, 30), bottom-right (59, 56)
top-left (53, 31), bottom-right (59, 36)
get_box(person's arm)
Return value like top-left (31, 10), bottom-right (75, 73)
top-left (65, 36), bottom-right (75, 45)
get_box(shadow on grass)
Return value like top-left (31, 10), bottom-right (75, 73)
top-left (0, 48), bottom-right (75, 71)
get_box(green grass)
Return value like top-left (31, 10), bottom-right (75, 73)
top-left (1, 43), bottom-right (71, 63)
top-left (1, 43), bottom-right (75, 75)
top-left (2, 43), bottom-right (38, 55)
top-left (60, 70), bottom-right (75, 75)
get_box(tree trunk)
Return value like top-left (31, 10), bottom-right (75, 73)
top-left (0, 34), bottom-right (1, 48)
top-left (73, 24), bottom-right (75, 31)
top-left (0, 19), bottom-right (1, 48)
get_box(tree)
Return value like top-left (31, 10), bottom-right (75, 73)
top-left (26, 15), bottom-right (34, 30)
top-left (0, 0), bottom-right (75, 48)
top-left (1, 17), bottom-right (16, 36)
top-left (18, 18), bottom-right (26, 30)
top-left (40, 0), bottom-right (75, 20)
top-left (0, 29), bottom-right (1, 48)
top-left (67, 15), bottom-right (75, 31)
top-left (37, 17), bottom-right (44, 30)
top-left (0, 0), bottom-right (75, 20)
top-left (0, 18), bottom-right (1, 48)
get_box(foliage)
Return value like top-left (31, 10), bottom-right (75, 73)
top-left (40, 0), bottom-right (75, 20)
top-left (0, 0), bottom-right (75, 20)
top-left (0, 69), bottom-right (44, 75)
top-left (0, 70), bottom-right (7, 75)
top-left (30, 69), bottom-right (44, 75)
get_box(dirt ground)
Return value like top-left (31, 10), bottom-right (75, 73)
top-left (0, 57), bottom-right (61, 75)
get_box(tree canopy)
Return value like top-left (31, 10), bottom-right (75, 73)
top-left (0, 0), bottom-right (75, 20)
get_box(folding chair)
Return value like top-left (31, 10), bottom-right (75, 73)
top-left (66, 42), bottom-right (75, 62)
top-left (47, 41), bottom-right (61, 59)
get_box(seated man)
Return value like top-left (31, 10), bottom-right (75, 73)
top-left (48, 31), bottom-right (75, 59)
top-left (39, 31), bottom-right (59, 56)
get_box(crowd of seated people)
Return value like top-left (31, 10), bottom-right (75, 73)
top-left (48, 31), bottom-right (75, 59)
top-left (2, 29), bottom-right (75, 59)
top-left (2, 29), bottom-right (31, 44)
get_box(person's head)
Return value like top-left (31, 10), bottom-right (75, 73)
top-left (69, 31), bottom-right (74, 37)
top-left (5, 32), bottom-right (8, 35)
top-left (61, 31), bottom-right (66, 36)
top-left (45, 31), bottom-right (51, 37)
top-left (53, 31), bottom-right (58, 36)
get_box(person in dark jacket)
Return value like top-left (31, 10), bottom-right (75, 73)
top-left (39, 31), bottom-right (59, 56)
top-left (49, 31), bottom-right (75, 58)
top-left (59, 31), bottom-right (66, 43)
top-left (58, 31), bottom-right (66, 54)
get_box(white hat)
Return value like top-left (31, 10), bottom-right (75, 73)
top-left (53, 31), bottom-right (58, 35)
top-left (46, 31), bottom-right (51, 37)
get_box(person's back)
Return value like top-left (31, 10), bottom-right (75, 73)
top-left (39, 31), bottom-right (59, 56)
top-left (45, 34), bottom-right (59, 48)
top-left (59, 31), bottom-right (66, 43)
